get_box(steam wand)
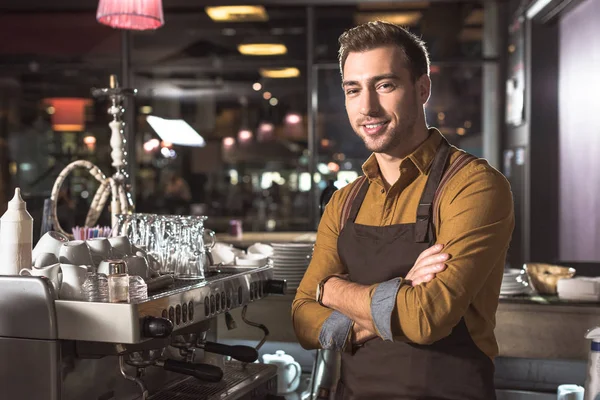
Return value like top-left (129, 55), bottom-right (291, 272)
top-left (241, 305), bottom-right (269, 351)
top-left (118, 355), bottom-right (149, 400)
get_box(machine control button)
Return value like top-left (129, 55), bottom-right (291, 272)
top-left (221, 291), bottom-right (226, 310)
top-left (215, 293), bottom-right (220, 312)
top-left (162, 309), bottom-right (168, 319)
top-left (210, 295), bottom-right (215, 314)
top-left (238, 286), bottom-right (243, 304)
top-left (204, 297), bottom-right (209, 317)
top-left (168, 307), bottom-right (175, 322)
top-left (175, 304), bottom-right (181, 325)
top-left (189, 301), bottom-right (194, 320)
top-left (182, 302), bottom-right (188, 323)
top-left (226, 290), bottom-right (232, 309)
top-left (250, 282), bottom-right (254, 300)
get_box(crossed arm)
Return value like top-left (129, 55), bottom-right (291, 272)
top-left (291, 163), bottom-right (514, 350)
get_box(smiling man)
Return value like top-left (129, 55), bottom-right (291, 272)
top-left (291, 21), bottom-right (514, 399)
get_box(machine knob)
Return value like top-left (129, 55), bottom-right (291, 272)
top-left (142, 317), bottom-right (173, 338)
top-left (264, 279), bottom-right (287, 295)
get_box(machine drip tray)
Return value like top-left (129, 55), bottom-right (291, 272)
top-left (149, 362), bottom-right (278, 400)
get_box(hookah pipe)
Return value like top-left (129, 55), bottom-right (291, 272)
top-left (49, 75), bottom-right (136, 238)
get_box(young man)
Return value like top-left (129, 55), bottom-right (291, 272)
top-left (292, 21), bottom-right (514, 399)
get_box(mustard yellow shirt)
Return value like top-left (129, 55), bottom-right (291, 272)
top-left (291, 129), bottom-right (515, 359)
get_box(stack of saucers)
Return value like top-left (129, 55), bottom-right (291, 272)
top-left (500, 268), bottom-right (529, 296)
top-left (270, 243), bottom-right (314, 294)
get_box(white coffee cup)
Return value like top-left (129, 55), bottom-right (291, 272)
top-left (34, 252), bottom-right (59, 269)
top-left (124, 255), bottom-right (150, 279)
top-left (86, 238), bottom-right (113, 266)
top-left (557, 384), bottom-right (584, 400)
top-left (108, 236), bottom-right (132, 257)
top-left (32, 231), bottom-right (69, 263)
top-left (59, 264), bottom-right (90, 301)
top-left (248, 243), bottom-right (274, 257)
top-left (58, 241), bottom-right (93, 266)
top-left (20, 263), bottom-right (62, 294)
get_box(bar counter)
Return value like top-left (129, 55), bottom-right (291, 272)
top-left (497, 294), bottom-right (599, 360)
top-left (215, 231), bottom-right (316, 248)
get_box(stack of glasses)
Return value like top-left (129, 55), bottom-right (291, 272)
top-left (114, 213), bottom-right (216, 280)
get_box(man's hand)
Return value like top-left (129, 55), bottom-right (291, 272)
top-left (352, 323), bottom-right (377, 345)
top-left (405, 244), bottom-right (449, 286)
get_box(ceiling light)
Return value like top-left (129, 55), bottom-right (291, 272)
top-left (269, 98), bottom-right (279, 106)
top-left (97, 0), bottom-right (164, 30)
top-left (259, 67), bottom-right (300, 79)
top-left (223, 137), bottom-right (236, 147)
top-left (263, 92), bottom-right (272, 100)
top-left (286, 113), bottom-right (302, 124)
top-left (146, 116), bottom-right (206, 147)
top-left (354, 11), bottom-right (422, 26)
top-left (253, 82), bottom-right (262, 91)
top-left (238, 129), bottom-right (253, 142)
top-left (205, 6), bottom-right (268, 22)
top-left (238, 43), bottom-right (287, 56)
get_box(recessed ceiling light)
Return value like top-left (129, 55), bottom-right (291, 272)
top-left (354, 11), bottom-right (422, 26)
top-left (259, 67), bottom-right (300, 78)
top-left (238, 43), bottom-right (287, 56)
top-left (206, 6), bottom-right (268, 22)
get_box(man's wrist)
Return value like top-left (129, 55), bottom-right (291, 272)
top-left (316, 275), bottom-right (344, 307)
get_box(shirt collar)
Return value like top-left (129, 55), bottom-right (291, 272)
top-left (361, 128), bottom-right (445, 181)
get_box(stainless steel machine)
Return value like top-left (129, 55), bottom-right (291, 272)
top-left (0, 263), bottom-right (287, 400)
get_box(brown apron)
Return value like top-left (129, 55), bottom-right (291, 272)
top-left (335, 141), bottom-right (496, 400)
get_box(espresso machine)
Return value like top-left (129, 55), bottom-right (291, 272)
top-left (0, 262), bottom-right (287, 400)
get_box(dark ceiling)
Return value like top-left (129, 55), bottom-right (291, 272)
top-left (0, 0), bottom-right (485, 131)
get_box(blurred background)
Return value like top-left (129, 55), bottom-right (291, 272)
top-left (0, 0), bottom-right (598, 268)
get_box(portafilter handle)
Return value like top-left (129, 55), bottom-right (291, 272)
top-left (197, 341), bottom-right (259, 363)
top-left (155, 359), bottom-right (223, 382)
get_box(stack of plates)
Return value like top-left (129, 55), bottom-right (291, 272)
top-left (500, 268), bottom-right (530, 296)
top-left (270, 243), bottom-right (314, 294)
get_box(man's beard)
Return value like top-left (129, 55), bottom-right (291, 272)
top-left (358, 116), bottom-right (417, 154)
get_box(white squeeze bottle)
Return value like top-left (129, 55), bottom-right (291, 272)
top-left (0, 188), bottom-right (33, 275)
top-left (584, 327), bottom-right (600, 399)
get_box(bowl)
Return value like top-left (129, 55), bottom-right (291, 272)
top-left (523, 263), bottom-right (576, 294)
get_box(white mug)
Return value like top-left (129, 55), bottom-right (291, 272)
top-left (123, 255), bottom-right (149, 279)
top-left (59, 264), bottom-right (90, 301)
top-left (32, 231), bottom-right (68, 263)
top-left (557, 384), bottom-right (584, 400)
top-left (86, 238), bottom-right (113, 266)
top-left (59, 241), bottom-right (93, 266)
top-left (20, 263), bottom-right (62, 294)
top-left (34, 252), bottom-right (59, 269)
top-left (108, 236), bottom-right (132, 257)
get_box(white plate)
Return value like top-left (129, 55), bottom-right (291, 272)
top-left (271, 242), bottom-right (314, 247)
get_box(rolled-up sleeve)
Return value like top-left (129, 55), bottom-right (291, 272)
top-left (370, 278), bottom-right (403, 341)
top-left (379, 161), bottom-right (515, 345)
top-left (319, 311), bottom-right (354, 350)
top-left (292, 189), bottom-right (350, 350)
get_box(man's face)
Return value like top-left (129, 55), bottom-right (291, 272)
top-left (342, 45), bottom-right (429, 154)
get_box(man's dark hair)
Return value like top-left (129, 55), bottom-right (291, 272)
top-left (338, 21), bottom-right (430, 82)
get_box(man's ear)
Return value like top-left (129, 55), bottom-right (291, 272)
top-left (417, 74), bottom-right (431, 105)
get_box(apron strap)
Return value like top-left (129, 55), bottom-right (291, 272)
top-left (415, 140), bottom-right (451, 242)
top-left (339, 176), bottom-right (368, 231)
top-left (432, 152), bottom-right (478, 223)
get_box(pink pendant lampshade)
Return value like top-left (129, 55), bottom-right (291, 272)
top-left (97, 0), bottom-right (164, 31)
